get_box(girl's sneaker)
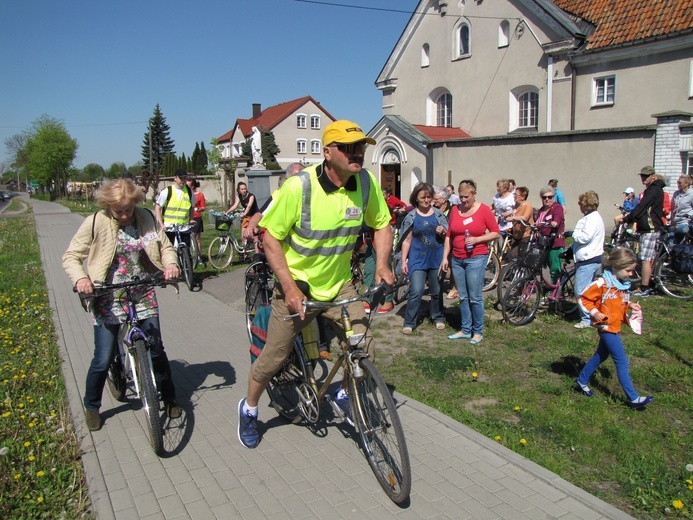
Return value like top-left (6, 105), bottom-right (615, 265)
top-left (574, 380), bottom-right (594, 397)
top-left (628, 396), bottom-right (654, 409)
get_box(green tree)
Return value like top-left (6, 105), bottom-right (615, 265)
top-left (82, 163), bottom-right (106, 182)
top-left (106, 162), bottom-right (127, 179)
top-left (199, 141), bottom-right (208, 172)
top-left (23, 115), bottom-right (78, 197)
top-left (261, 128), bottom-right (280, 166)
top-left (191, 142), bottom-right (202, 174)
top-left (141, 104), bottom-right (175, 194)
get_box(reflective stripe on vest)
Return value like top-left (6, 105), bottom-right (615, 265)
top-left (163, 187), bottom-right (191, 225)
top-left (284, 167), bottom-right (370, 257)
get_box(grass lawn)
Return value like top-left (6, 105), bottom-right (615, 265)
top-left (372, 293), bottom-right (692, 518)
top-left (0, 211), bottom-right (90, 518)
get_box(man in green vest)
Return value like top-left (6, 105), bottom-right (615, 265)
top-left (154, 169), bottom-right (194, 247)
top-left (238, 120), bottom-right (394, 449)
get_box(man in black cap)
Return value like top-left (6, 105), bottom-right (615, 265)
top-left (154, 169), bottom-right (194, 248)
top-left (622, 166), bottom-right (665, 296)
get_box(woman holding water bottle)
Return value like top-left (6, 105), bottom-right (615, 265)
top-left (441, 180), bottom-right (500, 344)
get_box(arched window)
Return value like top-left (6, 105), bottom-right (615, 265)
top-left (310, 139), bottom-right (321, 154)
top-left (296, 114), bottom-right (306, 129)
top-left (437, 93), bottom-right (453, 127)
top-left (421, 43), bottom-right (430, 68)
top-left (509, 87), bottom-right (539, 132)
top-left (454, 20), bottom-right (471, 59)
top-left (310, 115), bottom-right (321, 129)
top-left (518, 91), bottom-right (538, 128)
top-left (296, 139), bottom-right (307, 154)
top-left (499, 20), bottom-right (510, 48)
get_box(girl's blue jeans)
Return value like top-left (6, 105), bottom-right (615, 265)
top-left (404, 268), bottom-right (443, 329)
top-left (576, 331), bottom-right (638, 401)
top-left (84, 316), bottom-right (175, 410)
top-left (575, 263), bottom-right (601, 324)
top-left (451, 254), bottom-right (488, 336)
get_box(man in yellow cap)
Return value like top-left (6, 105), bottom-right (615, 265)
top-left (237, 120), bottom-right (394, 449)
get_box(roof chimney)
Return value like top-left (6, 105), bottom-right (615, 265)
top-left (252, 103), bottom-right (261, 119)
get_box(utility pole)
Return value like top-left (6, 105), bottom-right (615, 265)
top-left (148, 120), bottom-right (154, 200)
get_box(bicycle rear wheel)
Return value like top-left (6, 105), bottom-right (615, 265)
top-left (556, 269), bottom-right (579, 316)
top-left (133, 339), bottom-right (164, 455)
top-left (245, 261), bottom-right (274, 342)
top-left (266, 339), bottom-right (309, 422)
top-left (482, 251), bottom-right (501, 292)
top-left (178, 245), bottom-right (195, 291)
top-left (502, 275), bottom-right (541, 326)
top-left (349, 358), bottom-right (411, 504)
top-left (208, 236), bottom-right (234, 269)
top-left (654, 251), bottom-right (693, 300)
top-left (106, 352), bottom-right (127, 402)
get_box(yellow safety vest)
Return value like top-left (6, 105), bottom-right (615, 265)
top-left (162, 186), bottom-right (192, 225)
top-left (260, 163), bottom-right (390, 301)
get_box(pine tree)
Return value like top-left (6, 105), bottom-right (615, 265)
top-left (191, 142), bottom-right (201, 174)
top-left (199, 141), bottom-right (208, 172)
top-left (141, 104), bottom-right (175, 194)
top-left (261, 128), bottom-right (281, 165)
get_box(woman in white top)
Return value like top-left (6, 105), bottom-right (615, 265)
top-left (671, 175), bottom-right (693, 242)
top-left (571, 191), bottom-right (605, 329)
top-left (492, 178), bottom-right (515, 237)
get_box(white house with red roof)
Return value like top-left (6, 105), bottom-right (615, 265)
top-left (217, 96), bottom-right (336, 170)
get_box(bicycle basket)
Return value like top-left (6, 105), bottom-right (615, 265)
top-left (214, 213), bottom-right (232, 231)
top-left (518, 234), bottom-right (553, 271)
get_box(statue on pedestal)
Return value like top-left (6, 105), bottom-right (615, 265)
top-left (250, 126), bottom-right (264, 170)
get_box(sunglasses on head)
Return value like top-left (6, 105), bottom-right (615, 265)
top-left (459, 179), bottom-right (476, 190)
top-left (329, 142), bottom-right (367, 155)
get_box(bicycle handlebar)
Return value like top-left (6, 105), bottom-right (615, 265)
top-left (165, 223), bottom-right (194, 233)
top-left (302, 282), bottom-right (391, 310)
top-left (73, 273), bottom-right (177, 296)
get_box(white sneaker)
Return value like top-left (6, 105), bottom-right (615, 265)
top-left (574, 322), bottom-right (591, 329)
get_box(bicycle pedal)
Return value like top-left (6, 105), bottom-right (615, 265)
top-left (327, 396), bottom-right (347, 419)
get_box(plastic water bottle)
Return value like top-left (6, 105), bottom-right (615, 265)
top-left (465, 229), bottom-right (473, 253)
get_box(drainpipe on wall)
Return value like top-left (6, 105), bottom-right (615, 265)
top-left (568, 57), bottom-right (576, 131)
top-left (547, 56), bottom-right (553, 132)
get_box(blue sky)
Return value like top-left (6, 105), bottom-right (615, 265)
top-left (0, 0), bottom-right (418, 170)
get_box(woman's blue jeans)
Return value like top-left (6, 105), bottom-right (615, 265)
top-left (451, 254), bottom-right (488, 336)
top-left (404, 268), bottom-right (443, 329)
top-left (84, 316), bottom-right (175, 410)
top-left (575, 263), bottom-right (601, 324)
top-left (576, 331), bottom-right (638, 401)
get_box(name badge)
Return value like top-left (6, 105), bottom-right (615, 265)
top-left (463, 217), bottom-right (473, 225)
top-left (141, 232), bottom-right (158, 247)
top-left (345, 207), bottom-right (361, 220)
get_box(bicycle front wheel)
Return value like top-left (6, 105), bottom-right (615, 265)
top-left (496, 262), bottom-right (525, 303)
top-left (189, 236), bottom-right (199, 267)
top-left (350, 358), bottom-right (411, 505)
top-left (556, 269), bottom-right (579, 316)
top-left (482, 251), bottom-right (501, 292)
top-left (178, 245), bottom-right (195, 291)
top-left (654, 251), bottom-right (693, 300)
top-left (502, 275), bottom-right (541, 326)
top-left (392, 272), bottom-right (410, 305)
top-left (266, 339), bottom-right (308, 422)
top-left (208, 236), bottom-right (234, 269)
top-left (245, 261), bottom-right (274, 343)
top-left (133, 339), bottom-right (164, 455)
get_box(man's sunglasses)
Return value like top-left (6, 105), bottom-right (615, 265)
top-left (330, 142), bottom-right (367, 155)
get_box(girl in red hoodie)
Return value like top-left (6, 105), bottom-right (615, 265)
top-left (574, 247), bottom-right (654, 409)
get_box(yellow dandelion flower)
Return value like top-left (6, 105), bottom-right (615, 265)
top-left (494, 435), bottom-right (501, 441)
top-left (14, 474), bottom-right (21, 480)
top-left (37, 438), bottom-right (44, 444)
top-left (1, 412), bottom-right (10, 418)
top-left (36, 497), bottom-right (43, 503)
top-left (520, 439), bottom-right (527, 445)
top-left (36, 471), bottom-right (45, 477)
top-left (28, 455), bottom-right (35, 461)
top-left (23, 441), bottom-right (30, 447)
top-left (672, 500), bottom-right (684, 510)
top-left (28, 422), bottom-right (35, 428)
top-left (686, 479), bottom-right (692, 485)
top-left (514, 406), bottom-right (521, 411)
top-left (472, 372), bottom-right (478, 378)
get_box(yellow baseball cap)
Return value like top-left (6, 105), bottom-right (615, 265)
top-left (322, 120), bottom-right (376, 147)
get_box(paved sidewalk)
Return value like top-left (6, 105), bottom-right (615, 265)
top-left (31, 198), bottom-right (634, 519)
